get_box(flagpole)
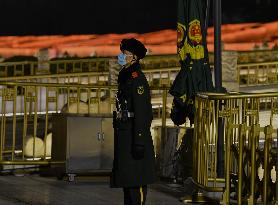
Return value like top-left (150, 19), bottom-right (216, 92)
top-left (213, 0), bottom-right (224, 178)
top-left (214, 0), bottom-right (222, 90)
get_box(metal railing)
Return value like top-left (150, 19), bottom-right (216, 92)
top-left (0, 71), bottom-right (110, 86)
top-left (236, 49), bottom-right (278, 64)
top-left (0, 82), bottom-right (116, 165)
top-left (0, 80), bottom-right (278, 204)
top-left (194, 92), bottom-right (278, 204)
top-left (48, 58), bottom-right (110, 74)
top-left (238, 61), bottom-right (278, 86)
top-left (1, 58), bottom-right (278, 88)
top-left (0, 61), bottom-right (37, 77)
top-left (1, 49), bottom-right (277, 77)
top-left (0, 81), bottom-right (171, 166)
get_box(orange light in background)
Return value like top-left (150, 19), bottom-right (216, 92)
top-left (0, 21), bottom-right (277, 58)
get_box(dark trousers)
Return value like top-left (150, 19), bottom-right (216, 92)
top-left (123, 186), bottom-right (147, 205)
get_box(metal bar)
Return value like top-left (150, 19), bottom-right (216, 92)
top-left (197, 100), bottom-right (204, 184)
top-left (0, 92), bottom-right (5, 161)
top-left (44, 87), bottom-right (49, 159)
top-left (97, 89), bottom-right (100, 114)
top-left (108, 88), bottom-right (112, 113)
top-left (214, 0), bottom-right (225, 178)
top-left (0, 161), bottom-right (65, 165)
top-left (212, 100), bottom-right (217, 182)
top-left (161, 89), bottom-right (167, 130)
top-left (263, 126), bottom-right (272, 205)
top-left (238, 124), bottom-right (245, 204)
top-left (213, 0), bottom-right (222, 91)
top-left (192, 181), bottom-right (224, 193)
top-left (2, 150), bottom-right (17, 153)
top-left (217, 111), bottom-right (224, 177)
top-left (33, 87), bottom-right (38, 160)
top-left (248, 124), bottom-right (259, 205)
top-left (88, 88), bottom-right (91, 114)
top-left (197, 92), bottom-right (278, 100)
top-left (256, 65), bottom-right (259, 85)
top-left (67, 88), bottom-right (70, 111)
top-left (22, 87), bottom-right (27, 160)
top-left (223, 123), bottom-right (232, 205)
top-left (12, 86), bottom-right (17, 160)
top-left (0, 82), bottom-right (276, 101)
top-left (0, 71), bottom-right (109, 82)
top-left (270, 97), bottom-right (274, 125)
top-left (77, 87), bottom-right (80, 114)
top-left (208, 100), bottom-right (217, 186)
top-left (2, 92), bottom-right (7, 158)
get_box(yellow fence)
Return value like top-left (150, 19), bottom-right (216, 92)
top-left (1, 58), bottom-right (278, 88)
top-left (0, 58), bottom-right (110, 77)
top-left (194, 92), bottom-right (278, 204)
top-left (0, 61), bottom-right (37, 77)
top-left (0, 71), bottom-right (110, 86)
top-left (1, 49), bottom-right (278, 76)
top-left (0, 82), bottom-right (170, 166)
top-left (238, 61), bottom-right (278, 86)
top-left (0, 82), bottom-right (117, 165)
top-left (0, 79), bottom-right (278, 204)
top-left (0, 70), bottom-right (278, 204)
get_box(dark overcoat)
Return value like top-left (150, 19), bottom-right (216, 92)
top-left (111, 62), bottom-right (156, 188)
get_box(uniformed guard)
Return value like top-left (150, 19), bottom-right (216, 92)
top-left (111, 38), bottom-right (156, 205)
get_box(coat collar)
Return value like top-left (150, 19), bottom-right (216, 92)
top-left (118, 62), bottom-right (141, 84)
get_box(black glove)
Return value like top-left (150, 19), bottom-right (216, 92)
top-left (132, 144), bottom-right (145, 160)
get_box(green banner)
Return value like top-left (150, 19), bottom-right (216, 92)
top-left (177, 0), bottom-right (208, 61)
top-left (170, 0), bottom-right (214, 125)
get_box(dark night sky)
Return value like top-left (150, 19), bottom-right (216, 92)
top-left (0, 0), bottom-right (277, 36)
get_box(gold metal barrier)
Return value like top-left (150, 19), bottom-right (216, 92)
top-left (238, 61), bottom-right (278, 86)
top-left (0, 71), bottom-right (109, 86)
top-left (1, 49), bottom-right (278, 77)
top-left (0, 61), bottom-right (37, 77)
top-left (1, 59), bottom-right (278, 88)
top-left (0, 82), bottom-right (118, 166)
top-left (192, 92), bottom-right (278, 204)
top-left (0, 81), bottom-right (277, 204)
top-left (0, 82), bottom-right (170, 167)
top-left (236, 50), bottom-right (278, 64)
top-left (48, 58), bottom-right (110, 74)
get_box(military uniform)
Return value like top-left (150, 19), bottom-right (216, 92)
top-left (111, 61), bottom-right (156, 205)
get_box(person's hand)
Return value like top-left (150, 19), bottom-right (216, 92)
top-left (132, 144), bottom-right (145, 160)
